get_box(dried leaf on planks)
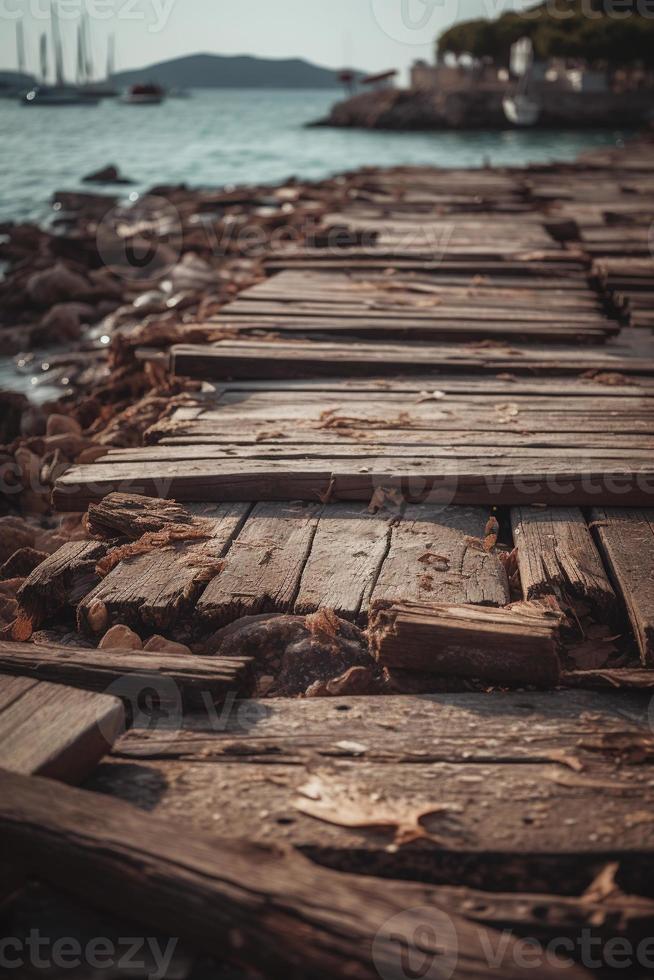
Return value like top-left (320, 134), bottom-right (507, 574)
top-left (295, 775), bottom-right (462, 846)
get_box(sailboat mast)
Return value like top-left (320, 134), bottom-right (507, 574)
top-left (16, 20), bottom-right (26, 77)
top-left (106, 33), bottom-right (115, 80)
top-left (83, 13), bottom-right (93, 83)
top-left (51, 2), bottom-right (65, 87)
top-left (40, 33), bottom-right (48, 84)
top-left (76, 23), bottom-right (85, 86)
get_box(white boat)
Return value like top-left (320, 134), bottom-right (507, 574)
top-left (503, 94), bottom-right (541, 127)
top-left (121, 83), bottom-right (165, 105)
top-left (503, 36), bottom-right (541, 127)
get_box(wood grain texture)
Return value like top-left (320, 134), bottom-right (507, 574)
top-left (171, 339), bottom-right (654, 380)
top-left (371, 505), bottom-right (510, 607)
top-left (0, 674), bottom-right (123, 782)
top-left (17, 541), bottom-right (108, 629)
top-left (511, 506), bottom-right (617, 619)
top-left (196, 501), bottom-right (321, 627)
top-left (0, 768), bottom-right (591, 980)
top-left (0, 642), bottom-right (254, 708)
top-left (369, 600), bottom-right (561, 686)
top-left (293, 503), bottom-right (391, 620)
top-left (591, 508), bottom-right (654, 666)
top-left (77, 502), bottom-right (250, 634)
top-left (93, 692), bottom-right (654, 893)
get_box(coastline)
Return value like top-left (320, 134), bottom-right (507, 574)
top-left (310, 86), bottom-right (654, 131)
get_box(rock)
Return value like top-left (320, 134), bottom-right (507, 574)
top-left (26, 264), bottom-right (89, 308)
top-left (46, 414), bottom-right (83, 438)
top-left (0, 547), bottom-right (48, 580)
top-left (0, 595), bottom-right (19, 624)
top-left (0, 392), bottom-right (29, 444)
top-left (98, 624), bottom-right (143, 650)
top-left (143, 635), bottom-right (193, 656)
top-left (213, 611), bottom-right (373, 697)
top-left (0, 578), bottom-right (25, 598)
top-left (14, 447), bottom-right (41, 489)
top-left (85, 599), bottom-right (109, 634)
top-left (42, 433), bottom-right (91, 459)
top-left (83, 164), bottom-right (134, 185)
top-left (36, 302), bottom-right (94, 342)
top-left (0, 517), bottom-right (35, 563)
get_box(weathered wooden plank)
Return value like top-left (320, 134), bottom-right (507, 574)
top-left (368, 600), bottom-right (561, 686)
top-left (196, 501), bottom-right (321, 627)
top-left (54, 456), bottom-right (654, 510)
top-left (511, 507), bottom-right (617, 619)
top-left (371, 505), bottom-right (509, 607)
top-left (17, 540), bottom-right (108, 629)
top-left (0, 674), bottom-right (123, 782)
top-left (0, 770), bottom-right (590, 980)
top-left (171, 340), bottom-right (654, 379)
top-left (294, 503), bottom-right (391, 621)
top-left (77, 502), bottom-right (250, 634)
top-left (591, 508), bottom-right (654, 666)
top-left (0, 641), bottom-right (254, 708)
top-left (95, 692), bottom-right (654, 894)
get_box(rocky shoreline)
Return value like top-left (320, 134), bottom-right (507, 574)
top-left (311, 87), bottom-right (654, 131)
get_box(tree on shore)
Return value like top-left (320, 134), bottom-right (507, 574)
top-left (437, 1), bottom-right (654, 68)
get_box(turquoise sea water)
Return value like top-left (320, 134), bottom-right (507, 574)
top-left (0, 88), bottom-right (627, 224)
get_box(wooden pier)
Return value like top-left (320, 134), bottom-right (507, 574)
top-left (3, 140), bottom-right (654, 977)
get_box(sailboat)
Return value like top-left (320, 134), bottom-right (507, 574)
top-left (23, 2), bottom-right (99, 106)
top-left (503, 37), bottom-right (541, 127)
top-left (82, 26), bottom-right (119, 98)
top-left (0, 22), bottom-right (30, 98)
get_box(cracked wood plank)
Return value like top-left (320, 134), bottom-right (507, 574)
top-left (591, 508), bottom-right (654, 666)
top-left (293, 503), bottom-right (391, 621)
top-left (371, 505), bottom-right (509, 607)
top-left (196, 501), bottom-right (321, 628)
top-left (77, 502), bottom-right (250, 635)
top-left (511, 506), bottom-right (617, 620)
top-left (368, 601), bottom-right (561, 686)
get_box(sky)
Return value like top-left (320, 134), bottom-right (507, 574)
top-left (1, 0), bottom-right (532, 82)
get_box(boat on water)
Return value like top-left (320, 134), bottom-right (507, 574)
top-left (22, 3), bottom-right (99, 107)
top-left (121, 83), bottom-right (165, 105)
top-left (23, 85), bottom-right (99, 106)
top-left (503, 93), bottom-right (541, 127)
top-left (503, 37), bottom-right (541, 128)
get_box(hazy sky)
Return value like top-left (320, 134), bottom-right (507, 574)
top-left (1, 0), bottom-right (531, 81)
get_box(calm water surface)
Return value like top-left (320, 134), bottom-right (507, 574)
top-left (0, 88), bottom-right (627, 223)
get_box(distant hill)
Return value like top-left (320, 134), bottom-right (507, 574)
top-left (111, 53), bottom-right (354, 89)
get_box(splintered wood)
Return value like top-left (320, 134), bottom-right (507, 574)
top-left (368, 601), bottom-right (562, 687)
